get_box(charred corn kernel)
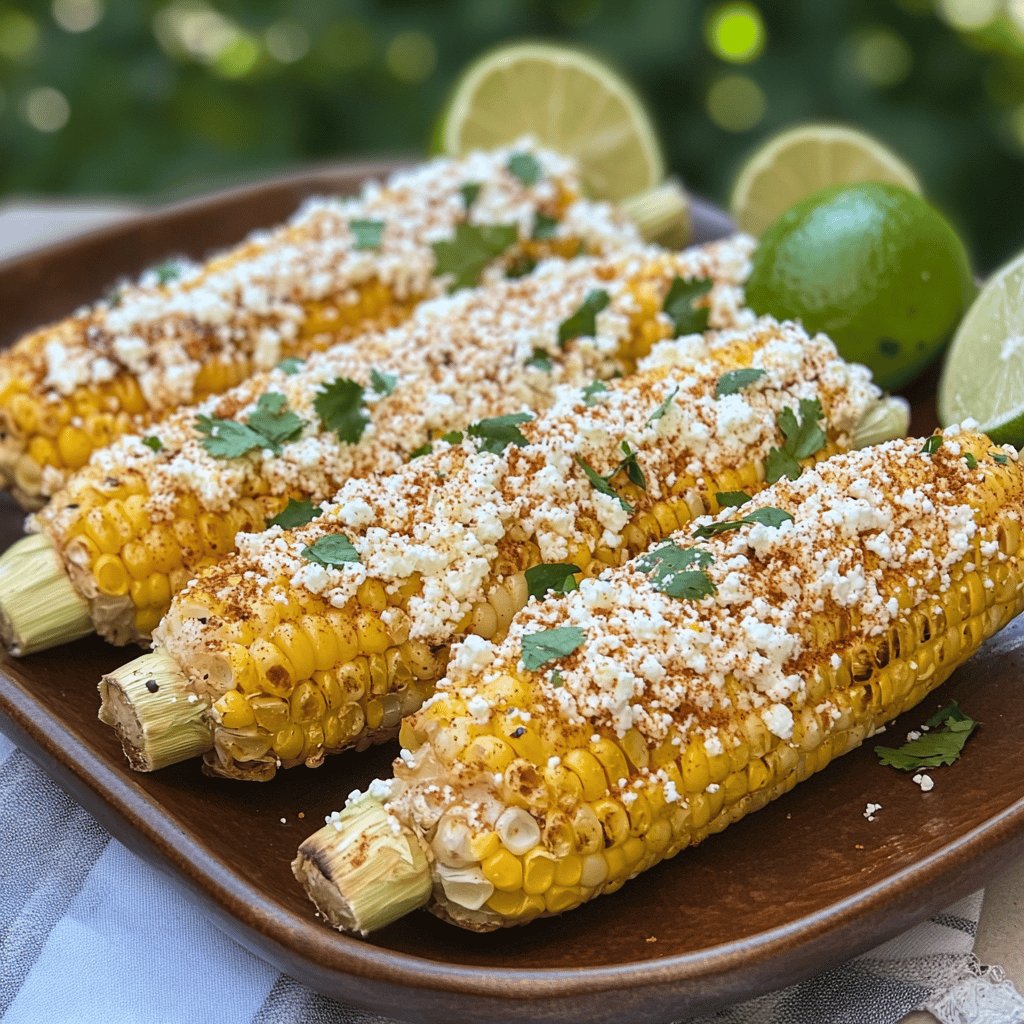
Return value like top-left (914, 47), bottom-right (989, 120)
top-left (250, 639), bottom-right (294, 697)
top-left (215, 689), bottom-right (256, 729)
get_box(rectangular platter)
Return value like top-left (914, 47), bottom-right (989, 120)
top-left (1, 164), bottom-right (1022, 1024)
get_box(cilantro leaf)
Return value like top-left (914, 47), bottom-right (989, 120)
top-left (369, 368), bottom-right (398, 396)
top-left (277, 357), bottom-right (304, 375)
top-left (467, 412), bottom-right (533, 455)
top-left (246, 392), bottom-right (306, 450)
top-left (441, 429), bottom-right (464, 444)
top-left (154, 260), bottom-right (183, 285)
top-left (408, 442), bottom-right (432, 460)
top-left (637, 542), bottom-right (716, 600)
top-left (582, 380), bottom-right (609, 406)
top-left (525, 562), bottom-right (582, 600)
top-left (715, 368), bottom-right (766, 398)
top-left (505, 255), bottom-right (537, 279)
top-left (302, 533), bottom-right (361, 567)
top-left (349, 218), bottom-right (385, 251)
top-left (267, 498), bottom-right (323, 529)
top-left (432, 222), bottom-right (519, 290)
top-left (716, 490), bottom-right (751, 508)
top-left (991, 449), bottom-right (1010, 465)
top-left (531, 212), bottom-right (559, 240)
top-left (616, 441), bottom-right (646, 490)
top-left (575, 454), bottom-right (632, 512)
top-left (963, 452), bottom-right (978, 469)
top-left (142, 435), bottom-right (163, 453)
top-left (521, 625), bottom-right (585, 671)
top-left (660, 569), bottom-right (717, 600)
top-left (921, 434), bottom-right (944, 455)
top-left (314, 377), bottom-right (369, 444)
top-left (663, 276), bottom-right (713, 336)
top-left (459, 181), bottom-right (481, 211)
top-left (693, 506), bottom-right (793, 539)
top-left (637, 543), bottom-right (714, 574)
top-left (550, 669), bottom-right (565, 688)
top-left (876, 702), bottom-right (978, 771)
top-left (646, 385), bottom-right (679, 427)
top-left (507, 151), bottom-right (542, 186)
top-left (526, 348), bottom-right (553, 372)
top-left (195, 392), bottom-right (305, 459)
top-left (765, 398), bottom-right (827, 483)
top-left (558, 289), bottom-right (610, 348)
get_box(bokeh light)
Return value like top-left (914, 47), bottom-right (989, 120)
top-left (852, 27), bottom-right (913, 87)
top-left (706, 3), bottom-right (765, 64)
top-left (385, 31), bottom-right (437, 84)
top-left (936, 0), bottom-right (1001, 31)
top-left (0, 10), bottom-right (39, 60)
top-left (22, 87), bottom-right (70, 133)
top-left (52, 0), bottom-right (103, 34)
top-left (265, 21), bottom-right (310, 64)
top-left (315, 19), bottom-right (374, 72)
top-left (706, 73), bottom-right (766, 131)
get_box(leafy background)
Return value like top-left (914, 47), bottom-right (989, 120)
top-left (1, 0), bottom-right (1022, 271)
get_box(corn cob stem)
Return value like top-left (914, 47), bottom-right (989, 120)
top-left (621, 180), bottom-right (692, 249)
top-left (292, 797), bottom-right (432, 935)
top-left (850, 395), bottom-right (910, 448)
top-left (0, 534), bottom-right (92, 656)
top-left (98, 651), bottom-right (212, 771)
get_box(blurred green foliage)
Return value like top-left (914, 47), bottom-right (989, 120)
top-left (0, 0), bottom-right (1022, 271)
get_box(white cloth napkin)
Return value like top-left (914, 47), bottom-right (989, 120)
top-left (2, 733), bottom-right (1022, 1024)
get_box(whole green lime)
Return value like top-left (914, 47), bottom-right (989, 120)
top-left (745, 183), bottom-right (975, 390)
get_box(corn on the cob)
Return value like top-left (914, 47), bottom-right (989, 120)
top-left (0, 238), bottom-right (757, 655)
top-left (293, 431), bottom-right (1024, 933)
top-left (0, 143), bottom-right (642, 508)
top-left (98, 317), bottom-right (893, 778)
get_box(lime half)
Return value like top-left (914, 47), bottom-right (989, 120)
top-left (939, 249), bottom-right (1024, 445)
top-left (437, 41), bottom-right (664, 203)
top-left (731, 123), bottom-right (921, 237)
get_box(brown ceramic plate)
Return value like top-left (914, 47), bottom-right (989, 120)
top-left (1, 165), bottom-right (1022, 1024)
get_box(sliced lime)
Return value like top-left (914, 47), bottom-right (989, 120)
top-left (437, 41), bottom-right (664, 203)
top-left (939, 249), bottom-right (1024, 445)
top-left (731, 123), bottom-right (921, 237)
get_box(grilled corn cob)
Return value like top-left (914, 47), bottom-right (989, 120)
top-left (0, 238), bottom-right (757, 655)
top-left (98, 317), bottom-right (894, 778)
top-left (294, 431), bottom-right (1024, 933)
top-left (0, 143), bottom-right (643, 508)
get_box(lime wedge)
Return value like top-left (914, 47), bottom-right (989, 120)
top-left (731, 124), bottom-right (921, 236)
top-left (938, 249), bottom-right (1024, 445)
top-left (437, 41), bottom-right (664, 203)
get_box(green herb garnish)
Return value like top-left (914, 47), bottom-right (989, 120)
top-left (638, 542), bottom-right (717, 600)
top-left (459, 181), bottom-right (481, 211)
top-left (526, 348), bottom-right (553, 372)
top-left (369, 368), bottom-right (398, 396)
top-left (267, 498), bottom-right (322, 529)
top-left (715, 368), bottom-right (766, 398)
top-left (764, 398), bottom-right (827, 484)
top-left (875, 701), bottom-right (978, 771)
top-left (196, 392), bottom-right (305, 459)
top-left (302, 532), bottom-right (361, 567)
top-left (558, 289), bottom-right (610, 348)
top-left (507, 151), bottom-right (542, 186)
top-left (521, 626), bottom-right (585, 671)
top-left (349, 218), bottom-right (385, 251)
top-left (715, 490), bottom-right (752, 508)
top-left (963, 452), bottom-right (978, 470)
top-left (991, 449), bottom-right (1010, 465)
top-left (582, 380), bottom-right (609, 406)
top-left (663, 276), bottom-right (713, 336)
top-left (467, 412), bottom-right (533, 454)
top-left (531, 212), bottom-right (558, 240)
top-left (921, 434), bottom-right (944, 455)
top-left (154, 260), bottom-right (183, 285)
top-left (314, 377), bottom-right (369, 444)
top-left (646, 385), bottom-right (679, 427)
top-left (694, 506), bottom-right (794, 539)
top-left (277, 357), bottom-right (304, 375)
top-left (432, 222), bottom-right (519, 290)
top-left (141, 435), bottom-right (163, 453)
top-left (525, 562), bottom-right (581, 600)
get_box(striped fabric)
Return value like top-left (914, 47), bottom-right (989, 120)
top-left (0, 734), bottom-right (1018, 1024)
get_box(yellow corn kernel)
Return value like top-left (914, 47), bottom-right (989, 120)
top-left (356, 578), bottom-right (387, 613)
top-left (93, 554), bottom-right (130, 597)
top-left (521, 849), bottom-right (556, 896)
top-left (250, 695), bottom-right (289, 732)
top-left (481, 848), bottom-right (523, 892)
top-left (273, 723), bottom-right (304, 760)
top-left (591, 738), bottom-right (629, 785)
top-left (56, 426), bottom-right (92, 470)
top-left (215, 689), bottom-right (256, 729)
top-left (485, 888), bottom-right (523, 916)
top-left (290, 680), bottom-right (327, 723)
top-left (355, 609), bottom-right (390, 655)
top-left (563, 749), bottom-right (608, 802)
top-left (271, 622), bottom-right (317, 683)
top-left (250, 638), bottom-right (295, 697)
top-left (469, 831), bottom-right (501, 862)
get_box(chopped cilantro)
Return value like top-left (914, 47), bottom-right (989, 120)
top-left (349, 218), bottom-right (385, 251)
top-left (277, 357), bottom-right (304, 375)
top-left (314, 377), bottom-right (369, 444)
top-left (558, 289), bottom-right (610, 348)
top-left (582, 380), bottom-right (609, 406)
top-left (991, 449), bottom-right (1010, 465)
top-left (267, 498), bottom-right (322, 529)
top-left (765, 398), bottom-right (827, 484)
top-left (694, 506), bottom-right (793, 538)
top-left (963, 452), bottom-right (978, 470)
top-left (141, 435), bottom-right (163, 453)
top-left (526, 348), bottom-right (553, 372)
top-left (525, 562), bottom-right (581, 600)
top-left (432, 222), bottom-right (519, 290)
top-left (505, 255), bottom-right (537, 279)
top-left (521, 625), bottom-right (585, 671)
top-left (550, 669), bottom-right (565, 688)
top-left (467, 412), bottom-right (532, 454)
top-left (441, 429), bottom-right (465, 444)
top-left (154, 260), bottom-right (183, 285)
top-left (459, 181), bottom-right (481, 211)
top-left (646, 386), bottom-right (679, 427)
top-left (302, 532), bottom-right (361, 567)
top-left (663, 276), bottom-right (713, 336)
top-left (921, 434), bottom-right (944, 455)
top-left (574, 445), bottom-right (643, 512)
top-left (616, 441), bottom-right (646, 490)
top-left (575, 454), bottom-right (629, 511)
top-left (196, 392), bottom-right (305, 459)
top-left (716, 490), bottom-right (752, 508)
top-left (638, 543), bottom-right (714, 574)
top-left (715, 367), bottom-right (766, 398)
top-left (531, 212), bottom-right (559, 240)
top-left (369, 368), bottom-right (398, 396)
top-left (408, 442), bottom-right (432, 460)
top-left (876, 701), bottom-right (978, 771)
top-left (507, 151), bottom-right (542, 186)
top-left (638, 542), bottom-right (716, 599)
